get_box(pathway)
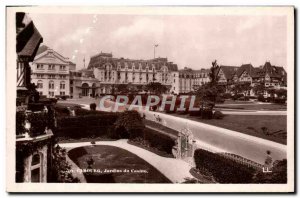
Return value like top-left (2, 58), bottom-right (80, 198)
top-left (59, 139), bottom-right (194, 183)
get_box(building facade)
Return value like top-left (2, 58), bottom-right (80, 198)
top-left (88, 53), bottom-right (180, 94)
top-left (178, 67), bottom-right (210, 93)
top-left (69, 69), bottom-right (100, 98)
top-left (216, 62), bottom-right (287, 96)
top-left (31, 46), bottom-right (75, 98)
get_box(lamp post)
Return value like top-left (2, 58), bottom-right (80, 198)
top-left (154, 44), bottom-right (158, 59)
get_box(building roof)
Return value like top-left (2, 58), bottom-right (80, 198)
top-left (218, 65), bottom-right (239, 79)
top-left (36, 45), bottom-right (49, 56)
top-left (261, 62), bottom-right (286, 78)
top-left (88, 53), bottom-right (178, 71)
top-left (16, 13), bottom-right (43, 61)
top-left (236, 64), bottom-right (257, 77)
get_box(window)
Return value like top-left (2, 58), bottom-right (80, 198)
top-left (37, 80), bottom-right (43, 89)
top-left (39, 92), bottom-right (43, 95)
top-left (48, 64), bottom-right (55, 70)
top-left (30, 153), bottom-right (42, 183)
top-left (48, 91), bottom-right (54, 97)
top-left (49, 81), bottom-right (54, 89)
top-left (36, 64), bottom-right (43, 70)
top-left (49, 74), bottom-right (56, 79)
top-left (60, 91), bottom-right (65, 96)
top-left (60, 81), bottom-right (65, 89)
top-left (70, 87), bottom-right (73, 93)
top-left (59, 65), bottom-right (66, 70)
top-left (37, 74), bottom-right (44, 79)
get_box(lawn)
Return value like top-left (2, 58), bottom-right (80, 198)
top-left (68, 145), bottom-right (171, 183)
top-left (191, 115), bottom-right (287, 144)
top-left (215, 100), bottom-right (287, 111)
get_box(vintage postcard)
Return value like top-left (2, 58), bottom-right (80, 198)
top-left (6, 6), bottom-right (294, 192)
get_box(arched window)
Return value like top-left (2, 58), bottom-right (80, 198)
top-left (60, 81), bottom-right (65, 89)
top-left (37, 80), bottom-right (43, 89)
top-left (82, 83), bottom-right (89, 96)
top-left (49, 81), bottom-right (54, 89)
top-left (31, 153), bottom-right (42, 182)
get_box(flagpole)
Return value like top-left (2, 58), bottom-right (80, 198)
top-left (83, 56), bottom-right (85, 68)
top-left (154, 44), bottom-right (158, 59)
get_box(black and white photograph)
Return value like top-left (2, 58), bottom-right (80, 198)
top-left (5, 6), bottom-right (294, 192)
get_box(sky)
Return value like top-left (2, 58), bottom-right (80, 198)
top-left (29, 13), bottom-right (287, 70)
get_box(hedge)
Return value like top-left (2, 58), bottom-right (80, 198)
top-left (137, 127), bottom-right (176, 154)
top-left (194, 149), bottom-right (256, 183)
top-left (56, 114), bottom-right (119, 139)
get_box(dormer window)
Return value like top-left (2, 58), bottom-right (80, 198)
top-left (37, 64), bottom-right (43, 70)
top-left (59, 65), bottom-right (66, 70)
top-left (48, 64), bottom-right (55, 70)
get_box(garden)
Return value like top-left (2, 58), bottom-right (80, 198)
top-left (68, 145), bottom-right (171, 183)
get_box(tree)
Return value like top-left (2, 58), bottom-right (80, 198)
top-left (196, 60), bottom-right (222, 107)
top-left (253, 83), bottom-right (266, 96)
top-left (267, 87), bottom-right (276, 100)
top-left (145, 82), bottom-right (168, 95)
top-left (231, 82), bottom-right (252, 96)
top-left (209, 60), bottom-right (220, 86)
top-left (114, 110), bottom-right (145, 139)
top-left (275, 89), bottom-right (287, 99)
top-left (28, 83), bottom-right (40, 103)
top-left (115, 84), bottom-right (129, 94)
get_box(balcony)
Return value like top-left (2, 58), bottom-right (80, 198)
top-left (16, 104), bottom-right (56, 140)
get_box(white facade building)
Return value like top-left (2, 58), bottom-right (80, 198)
top-left (88, 53), bottom-right (180, 94)
top-left (31, 46), bottom-right (75, 98)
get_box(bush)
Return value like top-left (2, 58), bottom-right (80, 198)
top-left (27, 112), bottom-right (49, 137)
top-left (194, 149), bottom-right (256, 183)
top-left (252, 159), bottom-right (287, 183)
top-left (222, 93), bottom-right (232, 99)
top-left (189, 109), bottom-right (202, 117)
top-left (90, 103), bottom-right (97, 110)
top-left (39, 98), bottom-right (57, 105)
top-left (239, 96), bottom-right (249, 101)
top-left (201, 109), bottom-right (213, 119)
top-left (213, 111), bottom-right (224, 119)
top-left (215, 96), bottom-right (225, 103)
top-left (16, 111), bottom-right (26, 135)
top-left (249, 96), bottom-right (258, 100)
top-left (49, 145), bottom-right (79, 183)
top-left (61, 96), bottom-right (68, 100)
top-left (114, 110), bottom-right (145, 139)
top-left (56, 113), bottom-right (119, 139)
top-left (75, 108), bottom-right (109, 116)
top-left (232, 93), bottom-right (244, 101)
top-left (141, 128), bottom-right (176, 154)
top-left (28, 103), bottom-right (45, 112)
top-left (273, 98), bottom-right (286, 104)
top-left (258, 94), bottom-right (265, 102)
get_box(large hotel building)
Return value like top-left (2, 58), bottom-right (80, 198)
top-left (31, 46), bottom-right (287, 98)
